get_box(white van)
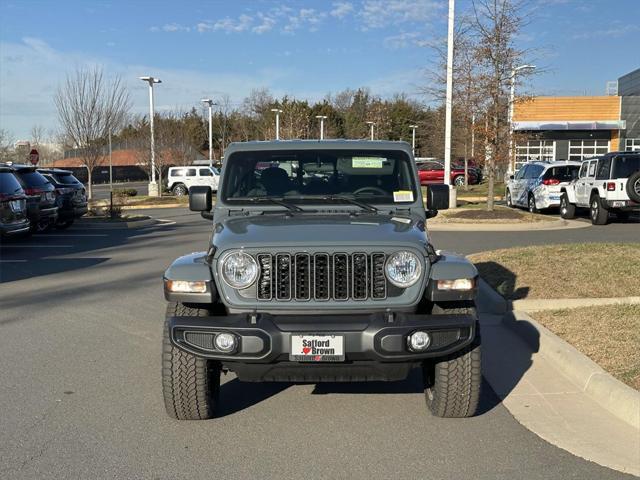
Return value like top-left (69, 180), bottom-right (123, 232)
top-left (167, 166), bottom-right (220, 196)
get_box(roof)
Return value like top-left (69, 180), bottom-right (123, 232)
top-left (224, 139), bottom-right (413, 156)
top-left (1, 163), bottom-right (36, 172)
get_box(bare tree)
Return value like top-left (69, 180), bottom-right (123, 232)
top-left (54, 66), bottom-right (131, 199)
top-left (470, 0), bottom-right (534, 211)
top-left (0, 129), bottom-right (15, 162)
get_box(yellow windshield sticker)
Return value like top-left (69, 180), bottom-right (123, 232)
top-left (393, 190), bottom-right (414, 202)
top-left (352, 157), bottom-right (383, 168)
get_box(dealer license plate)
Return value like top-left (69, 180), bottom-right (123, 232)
top-left (290, 335), bottom-right (344, 362)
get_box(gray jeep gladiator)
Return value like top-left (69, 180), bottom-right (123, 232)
top-left (162, 140), bottom-right (481, 420)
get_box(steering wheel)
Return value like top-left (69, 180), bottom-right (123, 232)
top-left (354, 186), bottom-right (387, 196)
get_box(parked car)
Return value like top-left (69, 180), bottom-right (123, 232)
top-left (559, 152), bottom-right (640, 225)
top-left (505, 161), bottom-right (581, 213)
top-left (167, 166), bottom-right (220, 196)
top-left (162, 140), bottom-right (482, 420)
top-left (4, 164), bottom-right (58, 232)
top-left (417, 160), bottom-right (479, 186)
top-left (453, 160), bottom-right (483, 183)
top-left (0, 166), bottom-right (30, 237)
top-left (38, 168), bottom-right (88, 229)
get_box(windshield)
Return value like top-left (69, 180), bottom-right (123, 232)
top-left (222, 149), bottom-right (418, 205)
top-left (17, 171), bottom-right (51, 187)
top-left (611, 155), bottom-right (640, 178)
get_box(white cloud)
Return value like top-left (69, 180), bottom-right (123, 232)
top-left (252, 14), bottom-right (276, 34)
top-left (283, 8), bottom-right (327, 33)
top-left (330, 2), bottom-right (354, 19)
top-left (359, 0), bottom-right (442, 29)
top-left (198, 14), bottom-right (253, 33)
top-left (571, 23), bottom-right (640, 40)
top-left (384, 31), bottom-right (422, 49)
top-left (150, 23), bottom-right (191, 33)
top-left (0, 37), bottom-right (292, 138)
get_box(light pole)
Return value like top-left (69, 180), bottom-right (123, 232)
top-left (444, 0), bottom-right (455, 189)
top-left (139, 76), bottom-right (161, 197)
top-left (409, 124), bottom-right (418, 156)
top-left (201, 98), bottom-right (216, 167)
top-left (271, 108), bottom-right (282, 140)
top-left (508, 64), bottom-right (536, 173)
top-left (366, 121), bottom-right (375, 141)
top-left (316, 115), bottom-right (327, 140)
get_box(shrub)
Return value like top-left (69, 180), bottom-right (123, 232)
top-left (113, 188), bottom-right (138, 197)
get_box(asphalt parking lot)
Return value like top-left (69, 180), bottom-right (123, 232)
top-left (1, 208), bottom-right (638, 480)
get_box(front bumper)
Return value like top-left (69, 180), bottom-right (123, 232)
top-left (168, 311), bottom-right (476, 380)
top-left (0, 219), bottom-right (30, 236)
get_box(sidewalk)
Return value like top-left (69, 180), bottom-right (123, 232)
top-left (479, 310), bottom-right (640, 476)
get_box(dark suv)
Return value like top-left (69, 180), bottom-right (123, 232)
top-left (39, 168), bottom-right (88, 229)
top-left (8, 164), bottom-right (58, 232)
top-left (0, 166), bottom-right (30, 237)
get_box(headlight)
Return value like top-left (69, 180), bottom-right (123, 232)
top-left (221, 251), bottom-right (258, 289)
top-left (385, 251), bottom-right (422, 288)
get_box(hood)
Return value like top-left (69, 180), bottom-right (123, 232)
top-left (212, 213), bottom-right (429, 252)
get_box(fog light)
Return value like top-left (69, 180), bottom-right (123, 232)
top-left (214, 333), bottom-right (237, 353)
top-left (408, 331), bottom-right (431, 352)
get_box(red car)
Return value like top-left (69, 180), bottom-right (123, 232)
top-left (417, 160), bottom-right (479, 186)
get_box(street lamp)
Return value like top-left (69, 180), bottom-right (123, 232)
top-left (201, 98), bottom-right (216, 167)
top-left (271, 108), bottom-right (282, 140)
top-left (315, 115), bottom-right (327, 140)
top-left (444, 0), bottom-right (455, 188)
top-left (139, 76), bottom-right (161, 197)
top-left (508, 64), bottom-right (536, 173)
top-left (409, 124), bottom-right (418, 156)
top-left (366, 121), bottom-right (375, 141)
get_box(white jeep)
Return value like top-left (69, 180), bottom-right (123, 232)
top-left (167, 166), bottom-right (220, 196)
top-left (560, 152), bottom-right (640, 225)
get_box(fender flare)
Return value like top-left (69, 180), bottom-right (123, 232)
top-left (427, 252), bottom-right (478, 302)
top-left (163, 252), bottom-right (216, 304)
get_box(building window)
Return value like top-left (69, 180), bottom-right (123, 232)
top-left (625, 138), bottom-right (640, 152)
top-left (515, 140), bottom-right (555, 171)
top-left (568, 140), bottom-right (609, 160)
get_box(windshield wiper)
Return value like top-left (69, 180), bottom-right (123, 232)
top-left (235, 196), bottom-right (307, 213)
top-left (318, 195), bottom-right (378, 213)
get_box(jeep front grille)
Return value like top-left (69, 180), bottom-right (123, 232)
top-left (256, 253), bottom-right (387, 301)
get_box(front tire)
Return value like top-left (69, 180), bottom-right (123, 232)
top-left (559, 193), bottom-right (576, 219)
top-left (172, 184), bottom-right (188, 197)
top-left (506, 189), bottom-right (513, 208)
top-left (590, 194), bottom-right (609, 225)
top-left (453, 175), bottom-right (465, 187)
top-left (56, 219), bottom-right (74, 230)
top-left (423, 303), bottom-right (482, 418)
top-left (162, 302), bottom-right (220, 420)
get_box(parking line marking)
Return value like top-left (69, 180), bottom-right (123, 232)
top-left (0, 244), bottom-right (74, 248)
top-left (33, 234), bottom-right (108, 237)
top-left (0, 259), bottom-right (28, 263)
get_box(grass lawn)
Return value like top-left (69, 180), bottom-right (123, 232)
top-left (535, 304), bottom-right (640, 390)
top-left (468, 243), bottom-right (640, 299)
top-left (435, 205), bottom-right (554, 223)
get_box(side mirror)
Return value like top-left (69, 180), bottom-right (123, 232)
top-left (189, 186), bottom-right (212, 212)
top-left (426, 184), bottom-right (449, 211)
top-left (509, 175), bottom-right (515, 180)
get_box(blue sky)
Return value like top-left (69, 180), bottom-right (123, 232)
top-left (1, 0), bottom-right (639, 139)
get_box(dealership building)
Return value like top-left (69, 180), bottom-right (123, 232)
top-left (512, 68), bottom-right (640, 171)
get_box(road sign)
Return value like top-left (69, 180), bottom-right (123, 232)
top-left (29, 149), bottom-right (39, 165)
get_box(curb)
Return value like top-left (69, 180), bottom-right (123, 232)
top-left (479, 280), bottom-right (640, 430)
top-left (76, 217), bottom-right (158, 229)
top-left (428, 218), bottom-right (589, 231)
top-left (120, 203), bottom-right (186, 210)
top-left (512, 296), bottom-right (640, 311)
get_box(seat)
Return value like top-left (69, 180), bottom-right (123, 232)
top-left (261, 167), bottom-right (292, 196)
